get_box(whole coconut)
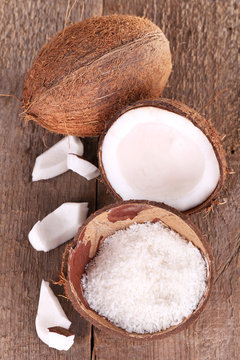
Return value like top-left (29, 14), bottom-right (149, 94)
top-left (22, 15), bottom-right (172, 137)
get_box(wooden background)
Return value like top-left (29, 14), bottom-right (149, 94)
top-left (0, 0), bottom-right (239, 359)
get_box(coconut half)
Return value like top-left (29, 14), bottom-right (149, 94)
top-left (61, 201), bottom-right (213, 340)
top-left (99, 99), bottom-right (226, 213)
top-left (32, 136), bottom-right (84, 181)
top-left (28, 202), bottom-right (89, 251)
top-left (36, 280), bottom-right (75, 351)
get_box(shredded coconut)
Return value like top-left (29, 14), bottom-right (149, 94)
top-left (82, 222), bottom-right (207, 333)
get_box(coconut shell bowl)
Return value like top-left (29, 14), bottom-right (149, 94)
top-left (61, 200), bottom-right (213, 340)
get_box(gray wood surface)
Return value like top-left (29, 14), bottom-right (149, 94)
top-left (0, 0), bottom-right (239, 359)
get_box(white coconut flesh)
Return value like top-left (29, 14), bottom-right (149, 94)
top-left (67, 154), bottom-right (100, 180)
top-left (48, 331), bottom-right (74, 351)
top-left (32, 136), bottom-right (84, 181)
top-left (36, 280), bottom-right (75, 351)
top-left (101, 107), bottom-right (220, 211)
top-left (28, 202), bottom-right (89, 252)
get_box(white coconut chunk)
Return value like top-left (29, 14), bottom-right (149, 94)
top-left (101, 107), bottom-right (220, 211)
top-left (32, 136), bottom-right (84, 181)
top-left (36, 280), bottom-right (74, 351)
top-left (67, 153), bottom-right (100, 180)
top-left (28, 202), bottom-right (88, 252)
top-left (48, 331), bottom-right (75, 351)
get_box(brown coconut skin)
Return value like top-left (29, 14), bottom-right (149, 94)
top-left (60, 200), bottom-right (213, 340)
top-left (22, 15), bottom-right (172, 137)
top-left (98, 98), bottom-right (227, 214)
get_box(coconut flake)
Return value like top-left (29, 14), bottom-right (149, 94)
top-left (32, 136), bottom-right (84, 181)
top-left (67, 153), bottom-right (100, 180)
top-left (28, 202), bottom-right (88, 252)
top-left (82, 222), bottom-right (207, 334)
top-left (36, 280), bottom-right (75, 351)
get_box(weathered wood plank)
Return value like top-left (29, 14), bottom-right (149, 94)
top-left (0, 0), bottom-right (239, 359)
top-left (0, 1), bottom-right (102, 359)
top-left (95, 1), bottom-right (239, 359)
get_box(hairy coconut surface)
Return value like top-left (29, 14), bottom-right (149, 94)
top-left (22, 15), bottom-right (172, 137)
top-left (61, 201), bottom-right (213, 340)
top-left (98, 99), bottom-right (227, 214)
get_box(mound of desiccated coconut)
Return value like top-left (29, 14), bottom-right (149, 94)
top-left (82, 222), bottom-right (207, 334)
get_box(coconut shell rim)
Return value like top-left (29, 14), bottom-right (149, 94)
top-left (61, 200), bottom-right (214, 340)
top-left (97, 98), bottom-right (227, 215)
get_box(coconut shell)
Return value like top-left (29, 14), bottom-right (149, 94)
top-left (61, 200), bottom-right (213, 340)
top-left (98, 98), bottom-right (227, 214)
top-left (22, 15), bottom-right (172, 137)
top-left (48, 327), bottom-right (74, 337)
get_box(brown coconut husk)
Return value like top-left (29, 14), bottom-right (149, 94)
top-left (22, 15), bottom-right (172, 137)
top-left (61, 200), bottom-right (213, 340)
top-left (98, 98), bottom-right (227, 215)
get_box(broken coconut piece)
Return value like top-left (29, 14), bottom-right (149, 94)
top-left (48, 327), bottom-right (74, 351)
top-left (32, 136), bottom-right (84, 181)
top-left (28, 202), bottom-right (88, 252)
top-left (99, 99), bottom-right (226, 213)
top-left (67, 153), bottom-right (100, 180)
top-left (36, 280), bottom-right (75, 351)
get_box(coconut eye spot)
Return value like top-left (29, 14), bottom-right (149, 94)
top-left (101, 107), bottom-right (220, 211)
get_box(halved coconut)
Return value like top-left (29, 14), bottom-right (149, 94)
top-left (98, 99), bottom-right (227, 213)
top-left (61, 201), bottom-right (213, 340)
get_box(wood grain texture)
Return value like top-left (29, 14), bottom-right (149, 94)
top-left (0, 1), bottom-right (102, 359)
top-left (95, 0), bottom-right (239, 360)
top-left (0, 0), bottom-right (239, 359)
